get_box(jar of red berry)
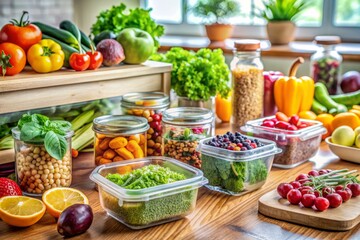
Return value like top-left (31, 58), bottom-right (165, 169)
top-left (162, 107), bottom-right (214, 168)
top-left (121, 92), bottom-right (170, 156)
top-left (310, 36), bottom-right (342, 95)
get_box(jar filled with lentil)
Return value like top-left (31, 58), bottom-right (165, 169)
top-left (230, 40), bottom-right (264, 131)
top-left (93, 115), bottom-right (149, 165)
top-left (162, 107), bottom-right (214, 168)
top-left (121, 92), bottom-right (170, 156)
top-left (12, 127), bottom-right (73, 196)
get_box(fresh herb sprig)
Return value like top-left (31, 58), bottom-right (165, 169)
top-left (17, 114), bottom-right (72, 160)
top-left (303, 169), bottom-right (359, 190)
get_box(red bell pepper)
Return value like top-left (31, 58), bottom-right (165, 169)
top-left (263, 71), bottom-right (284, 116)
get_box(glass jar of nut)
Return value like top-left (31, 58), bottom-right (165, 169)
top-left (121, 92), bottom-right (170, 156)
top-left (230, 40), bottom-right (264, 131)
top-left (12, 127), bottom-right (73, 197)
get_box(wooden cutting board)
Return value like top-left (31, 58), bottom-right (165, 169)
top-left (258, 190), bottom-right (360, 231)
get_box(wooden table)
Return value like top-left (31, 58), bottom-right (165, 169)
top-left (1, 123), bottom-right (359, 240)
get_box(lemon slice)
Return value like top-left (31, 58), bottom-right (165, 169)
top-left (0, 196), bottom-right (46, 227)
top-left (42, 187), bottom-right (89, 218)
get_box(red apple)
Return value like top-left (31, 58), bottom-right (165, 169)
top-left (341, 71), bottom-right (360, 93)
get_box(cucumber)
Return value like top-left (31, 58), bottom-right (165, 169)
top-left (80, 30), bottom-right (95, 50)
top-left (59, 20), bottom-right (82, 50)
top-left (311, 99), bottom-right (327, 114)
top-left (93, 30), bottom-right (116, 46)
top-left (42, 34), bottom-right (79, 68)
top-left (330, 90), bottom-right (360, 106)
top-left (32, 21), bottom-right (79, 48)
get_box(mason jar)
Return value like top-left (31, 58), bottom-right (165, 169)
top-left (230, 40), bottom-right (264, 131)
top-left (121, 92), bottom-right (170, 156)
top-left (162, 107), bottom-right (214, 168)
top-left (93, 115), bottom-right (149, 166)
top-left (12, 127), bottom-right (73, 196)
top-left (310, 36), bottom-right (342, 95)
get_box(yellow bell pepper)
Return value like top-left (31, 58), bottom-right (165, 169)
top-left (27, 39), bottom-right (64, 73)
top-left (274, 57), bottom-right (315, 117)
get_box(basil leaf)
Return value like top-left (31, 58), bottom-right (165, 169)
top-left (31, 114), bottom-right (49, 126)
top-left (49, 121), bottom-right (72, 134)
top-left (17, 114), bottom-right (32, 129)
top-left (20, 122), bottom-right (43, 142)
top-left (44, 131), bottom-right (68, 160)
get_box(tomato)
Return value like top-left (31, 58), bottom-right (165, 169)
top-left (0, 42), bottom-right (26, 76)
top-left (347, 183), bottom-right (360, 197)
top-left (287, 189), bottom-right (302, 205)
top-left (277, 183), bottom-right (293, 199)
top-left (0, 11), bottom-right (42, 52)
top-left (326, 193), bottom-right (342, 208)
top-left (86, 51), bottom-right (103, 70)
top-left (314, 197), bottom-right (329, 211)
top-left (336, 187), bottom-right (352, 202)
top-left (301, 194), bottom-right (316, 208)
top-left (69, 53), bottom-right (90, 71)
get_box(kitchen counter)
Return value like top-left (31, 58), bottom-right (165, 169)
top-left (1, 123), bottom-right (359, 240)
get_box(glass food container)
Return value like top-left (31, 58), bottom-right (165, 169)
top-left (311, 36), bottom-right (342, 95)
top-left (93, 115), bottom-right (149, 166)
top-left (197, 135), bottom-right (281, 196)
top-left (231, 39), bottom-right (264, 131)
top-left (162, 107), bottom-right (214, 169)
top-left (90, 157), bottom-right (208, 229)
top-left (241, 117), bottom-right (327, 168)
top-left (12, 127), bottom-right (73, 196)
top-left (121, 92), bottom-right (170, 157)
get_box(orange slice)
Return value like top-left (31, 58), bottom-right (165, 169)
top-left (0, 196), bottom-right (46, 227)
top-left (42, 187), bottom-right (88, 218)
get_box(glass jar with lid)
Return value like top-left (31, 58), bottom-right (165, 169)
top-left (12, 127), bottom-right (73, 196)
top-left (230, 40), bottom-right (264, 131)
top-left (162, 107), bottom-right (214, 168)
top-left (93, 115), bottom-right (149, 166)
top-left (310, 36), bottom-right (342, 95)
top-left (121, 92), bottom-right (170, 156)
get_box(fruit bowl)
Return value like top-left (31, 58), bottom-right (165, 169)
top-left (325, 137), bottom-right (360, 164)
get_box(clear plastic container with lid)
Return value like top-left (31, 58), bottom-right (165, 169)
top-left (12, 127), bottom-right (73, 196)
top-left (93, 115), bottom-right (149, 166)
top-left (311, 36), bottom-right (342, 95)
top-left (162, 107), bottom-right (214, 168)
top-left (121, 92), bottom-right (170, 157)
top-left (231, 39), bottom-right (264, 131)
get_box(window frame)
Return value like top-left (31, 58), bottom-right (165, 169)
top-left (141, 0), bottom-right (360, 41)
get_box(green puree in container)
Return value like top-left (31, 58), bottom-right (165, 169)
top-left (103, 165), bottom-right (197, 227)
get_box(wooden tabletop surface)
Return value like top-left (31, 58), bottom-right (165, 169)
top-left (1, 123), bottom-right (360, 240)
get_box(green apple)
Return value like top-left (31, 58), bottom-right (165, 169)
top-left (117, 28), bottom-right (154, 64)
top-left (356, 134), bottom-right (360, 148)
top-left (332, 126), bottom-right (355, 147)
top-left (354, 126), bottom-right (360, 137)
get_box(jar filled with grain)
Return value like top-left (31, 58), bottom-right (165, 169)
top-left (162, 107), bottom-right (214, 168)
top-left (93, 115), bottom-right (149, 165)
top-left (231, 40), bottom-right (264, 131)
top-left (12, 127), bottom-right (73, 196)
top-left (121, 92), bottom-right (170, 157)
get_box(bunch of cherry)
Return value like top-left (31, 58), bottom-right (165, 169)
top-left (277, 169), bottom-right (360, 211)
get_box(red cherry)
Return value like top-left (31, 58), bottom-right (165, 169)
top-left (287, 189), bottom-right (302, 205)
top-left (308, 170), bottom-right (319, 177)
top-left (301, 194), bottom-right (316, 208)
top-left (314, 197), bottom-right (330, 211)
top-left (277, 183), bottom-right (294, 199)
top-left (290, 181), bottom-right (302, 189)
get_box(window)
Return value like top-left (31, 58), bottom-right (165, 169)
top-left (142, 0), bottom-right (360, 41)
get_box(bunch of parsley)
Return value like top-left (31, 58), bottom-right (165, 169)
top-left (90, 3), bottom-right (164, 49)
top-left (151, 47), bottom-right (230, 101)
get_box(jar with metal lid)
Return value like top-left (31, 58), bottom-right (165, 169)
top-left (310, 36), bottom-right (342, 95)
top-left (12, 127), bottom-right (73, 196)
top-left (93, 115), bottom-right (149, 166)
top-left (121, 92), bottom-right (170, 157)
top-left (230, 39), bottom-right (264, 131)
top-left (162, 107), bottom-right (214, 168)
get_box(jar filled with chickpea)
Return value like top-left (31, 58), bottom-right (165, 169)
top-left (121, 92), bottom-right (170, 156)
top-left (93, 115), bottom-right (149, 165)
top-left (12, 127), bottom-right (73, 196)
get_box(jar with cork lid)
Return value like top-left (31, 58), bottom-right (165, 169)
top-left (230, 40), bottom-right (264, 131)
top-left (310, 36), bottom-right (342, 95)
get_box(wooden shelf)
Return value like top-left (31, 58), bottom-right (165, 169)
top-left (0, 61), bottom-right (172, 114)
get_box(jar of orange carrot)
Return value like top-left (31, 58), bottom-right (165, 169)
top-left (92, 115), bottom-right (149, 166)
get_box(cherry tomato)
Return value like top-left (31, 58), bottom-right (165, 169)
top-left (347, 183), bottom-right (360, 197)
top-left (334, 185), bottom-right (344, 191)
top-left (287, 189), bottom-right (302, 205)
top-left (336, 188), bottom-right (352, 202)
top-left (295, 173), bottom-right (309, 183)
top-left (326, 193), bottom-right (342, 208)
top-left (289, 115), bottom-right (300, 126)
top-left (286, 125), bottom-right (298, 131)
top-left (86, 51), bottom-right (103, 70)
top-left (0, 42), bottom-right (26, 76)
top-left (277, 183), bottom-right (293, 199)
top-left (69, 53), bottom-right (90, 71)
top-left (318, 169), bottom-right (328, 175)
top-left (268, 118), bottom-right (278, 124)
top-left (313, 190), bottom-right (321, 198)
top-left (301, 193), bottom-right (316, 208)
top-left (0, 11), bottom-right (42, 52)
top-left (308, 170), bottom-right (319, 177)
top-left (261, 120), bottom-right (275, 128)
top-left (300, 186), bottom-right (313, 195)
top-left (275, 121), bottom-right (290, 129)
top-left (275, 112), bottom-right (289, 122)
top-left (290, 181), bottom-right (302, 189)
top-left (322, 186), bottom-right (334, 198)
top-left (314, 197), bottom-right (330, 211)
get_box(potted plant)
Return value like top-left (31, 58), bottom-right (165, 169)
top-left (190, 0), bottom-right (240, 42)
top-left (258, 0), bottom-right (308, 45)
top-left (150, 47), bottom-right (230, 109)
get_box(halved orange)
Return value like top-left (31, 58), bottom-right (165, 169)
top-left (42, 187), bottom-right (88, 218)
top-left (0, 196), bottom-right (46, 227)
